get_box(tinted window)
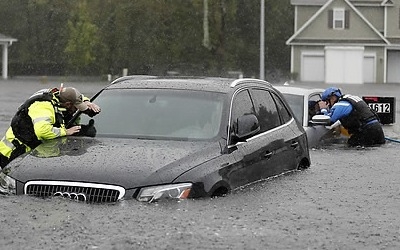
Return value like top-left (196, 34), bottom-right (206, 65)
top-left (250, 89), bottom-right (280, 132)
top-left (281, 93), bottom-right (304, 124)
top-left (79, 89), bottom-right (224, 140)
top-left (271, 92), bottom-right (292, 124)
top-left (231, 89), bottom-right (256, 130)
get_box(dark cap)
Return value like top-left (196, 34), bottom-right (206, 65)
top-left (59, 87), bottom-right (88, 111)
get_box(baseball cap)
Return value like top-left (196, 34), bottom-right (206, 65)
top-left (59, 87), bottom-right (88, 111)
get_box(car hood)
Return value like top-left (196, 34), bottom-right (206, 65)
top-left (6, 136), bottom-right (222, 189)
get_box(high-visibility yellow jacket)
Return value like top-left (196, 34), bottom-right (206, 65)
top-left (0, 93), bottom-right (67, 160)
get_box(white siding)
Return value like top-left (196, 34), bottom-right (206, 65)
top-left (387, 51), bottom-right (400, 83)
top-left (301, 52), bottom-right (325, 82)
top-left (325, 46), bottom-right (364, 84)
top-left (363, 54), bottom-right (376, 84)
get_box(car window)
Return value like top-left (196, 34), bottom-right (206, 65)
top-left (271, 92), bottom-right (292, 124)
top-left (281, 93), bottom-right (304, 125)
top-left (250, 88), bottom-right (280, 133)
top-left (309, 93), bottom-right (321, 102)
top-left (79, 89), bottom-right (224, 140)
top-left (308, 93), bottom-right (322, 123)
top-left (231, 89), bottom-right (256, 131)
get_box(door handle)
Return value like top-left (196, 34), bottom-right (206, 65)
top-left (291, 141), bottom-right (299, 148)
top-left (264, 151), bottom-right (273, 158)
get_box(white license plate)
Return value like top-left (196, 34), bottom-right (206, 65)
top-left (368, 103), bottom-right (391, 113)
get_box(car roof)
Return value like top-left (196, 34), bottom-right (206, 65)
top-left (107, 75), bottom-right (272, 93)
top-left (274, 85), bottom-right (324, 96)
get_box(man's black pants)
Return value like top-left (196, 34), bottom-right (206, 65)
top-left (347, 122), bottom-right (386, 147)
top-left (0, 153), bottom-right (10, 169)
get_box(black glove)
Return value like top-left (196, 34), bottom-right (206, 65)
top-left (83, 109), bottom-right (99, 117)
top-left (75, 119), bottom-right (96, 137)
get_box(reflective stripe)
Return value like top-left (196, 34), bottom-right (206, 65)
top-left (343, 94), bottom-right (363, 102)
top-left (0, 137), bottom-right (15, 150)
top-left (32, 117), bottom-right (52, 124)
top-left (332, 102), bottom-right (351, 108)
top-left (365, 119), bottom-right (378, 126)
top-left (55, 106), bottom-right (67, 113)
top-left (52, 127), bottom-right (62, 137)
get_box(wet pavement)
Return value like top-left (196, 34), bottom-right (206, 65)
top-left (0, 77), bottom-right (399, 249)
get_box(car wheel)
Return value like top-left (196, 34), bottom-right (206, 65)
top-left (211, 186), bottom-right (229, 197)
top-left (297, 158), bottom-right (310, 170)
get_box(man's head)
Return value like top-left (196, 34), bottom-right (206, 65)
top-left (321, 87), bottom-right (342, 107)
top-left (59, 87), bottom-right (88, 112)
top-left (308, 100), bottom-right (320, 116)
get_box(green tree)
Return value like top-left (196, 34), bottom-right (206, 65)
top-left (0, 0), bottom-right (294, 78)
top-left (64, 0), bottom-right (103, 75)
top-left (0, 0), bottom-right (72, 75)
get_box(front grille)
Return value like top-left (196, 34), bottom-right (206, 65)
top-left (24, 181), bottom-right (125, 203)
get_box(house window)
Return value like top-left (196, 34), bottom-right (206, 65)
top-left (328, 9), bottom-right (349, 29)
top-left (333, 8), bottom-right (345, 29)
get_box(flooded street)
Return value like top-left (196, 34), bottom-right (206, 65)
top-left (0, 78), bottom-right (400, 249)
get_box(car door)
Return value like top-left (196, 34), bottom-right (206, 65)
top-left (224, 88), bottom-right (260, 187)
top-left (225, 87), bottom-right (282, 188)
top-left (306, 91), bottom-right (333, 147)
top-left (249, 88), bottom-right (298, 176)
top-left (270, 91), bottom-right (300, 171)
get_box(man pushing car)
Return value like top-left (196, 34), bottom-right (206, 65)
top-left (318, 87), bottom-right (385, 147)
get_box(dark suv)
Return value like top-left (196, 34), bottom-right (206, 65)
top-left (0, 76), bottom-right (310, 203)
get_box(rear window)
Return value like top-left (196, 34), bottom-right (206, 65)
top-left (281, 93), bottom-right (304, 124)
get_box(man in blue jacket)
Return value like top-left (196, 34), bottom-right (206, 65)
top-left (319, 87), bottom-right (385, 147)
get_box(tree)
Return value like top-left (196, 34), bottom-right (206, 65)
top-left (0, 0), bottom-right (294, 78)
top-left (64, 0), bottom-right (103, 75)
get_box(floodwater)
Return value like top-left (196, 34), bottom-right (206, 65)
top-left (0, 77), bottom-right (399, 249)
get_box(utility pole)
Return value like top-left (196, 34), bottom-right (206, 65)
top-left (260, 0), bottom-right (265, 80)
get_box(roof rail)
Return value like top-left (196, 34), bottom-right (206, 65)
top-left (230, 78), bottom-right (270, 88)
top-left (110, 75), bottom-right (156, 85)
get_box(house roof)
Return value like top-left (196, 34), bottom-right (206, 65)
top-left (291, 0), bottom-right (388, 6)
top-left (291, 0), bottom-right (329, 5)
top-left (288, 39), bottom-right (387, 45)
top-left (381, 0), bottom-right (394, 5)
top-left (0, 33), bottom-right (17, 44)
top-left (287, 0), bottom-right (390, 46)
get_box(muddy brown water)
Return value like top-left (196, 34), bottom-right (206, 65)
top-left (0, 78), bottom-right (399, 249)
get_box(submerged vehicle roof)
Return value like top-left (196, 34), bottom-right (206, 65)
top-left (106, 75), bottom-right (272, 93)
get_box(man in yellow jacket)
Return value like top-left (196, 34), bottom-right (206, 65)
top-left (0, 85), bottom-right (101, 168)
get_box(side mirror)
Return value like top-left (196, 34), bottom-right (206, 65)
top-left (235, 114), bottom-right (260, 139)
top-left (310, 115), bottom-right (331, 125)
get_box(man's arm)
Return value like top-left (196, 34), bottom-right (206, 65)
top-left (329, 101), bottom-right (353, 123)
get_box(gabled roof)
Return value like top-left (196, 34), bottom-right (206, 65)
top-left (287, 0), bottom-right (390, 45)
top-left (0, 33), bottom-right (17, 44)
top-left (381, 0), bottom-right (394, 5)
top-left (291, 0), bottom-right (329, 5)
top-left (291, 0), bottom-right (385, 5)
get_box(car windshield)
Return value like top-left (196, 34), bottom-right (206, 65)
top-left (78, 89), bottom-right (224, 140)
top-left (281, 93), bottom-right (304, 124)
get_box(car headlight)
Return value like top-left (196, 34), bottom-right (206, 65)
top-left (0, 172), bottom-right (16, 195)
top-left (137, 183), bottom-right (192, 202)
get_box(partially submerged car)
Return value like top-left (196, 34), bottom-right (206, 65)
top-left (0, 76), bottom-right (310, 203)
top-left (274, 85), bottom-right (342, 148)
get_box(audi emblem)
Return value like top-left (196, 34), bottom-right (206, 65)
top-left (53, 191), bottom-right (87, 202)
